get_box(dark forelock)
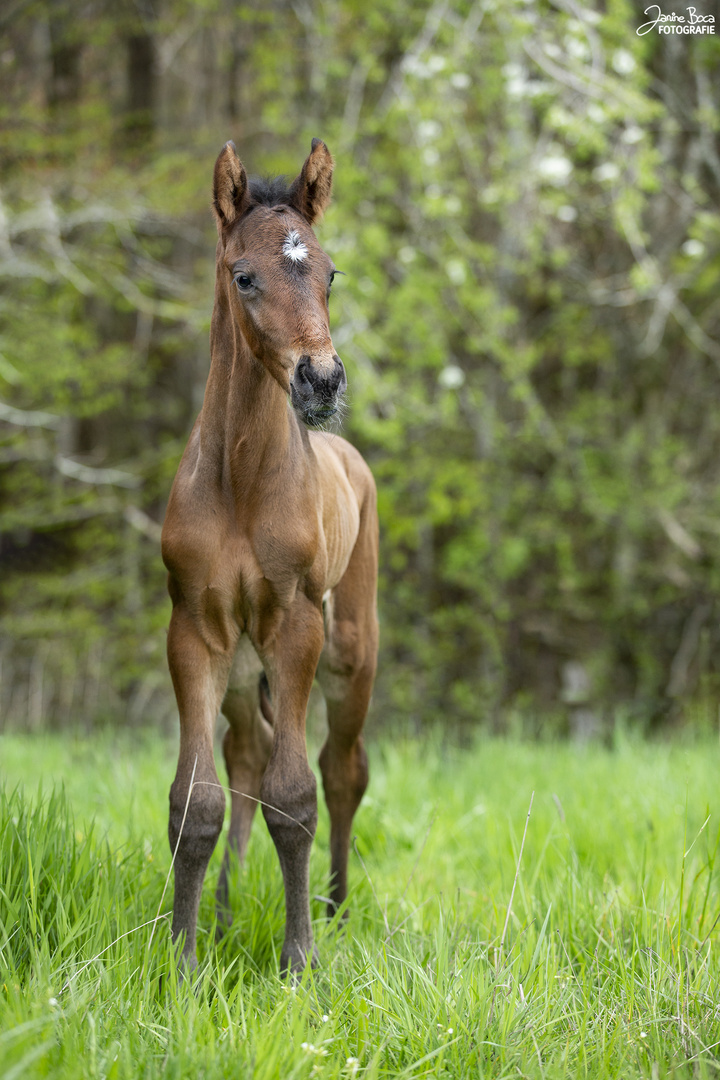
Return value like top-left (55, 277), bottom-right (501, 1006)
top-left (248, 175), bottom-right (294, 208)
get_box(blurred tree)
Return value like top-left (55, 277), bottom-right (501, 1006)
top-left (0, 0), bottom-right (718, 733)
top-left (47, 0), bottom-right (83, 111)
top-left (123, 0), bottom-right (157, 149)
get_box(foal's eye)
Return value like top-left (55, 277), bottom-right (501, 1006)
top-left (234, 273), bottom-right (253, 291)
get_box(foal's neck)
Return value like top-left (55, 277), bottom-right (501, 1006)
top-left (201, 298), bottom-right (299, 489)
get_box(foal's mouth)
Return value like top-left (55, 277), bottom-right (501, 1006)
top-left (290, 389), bottom-right (344, 428)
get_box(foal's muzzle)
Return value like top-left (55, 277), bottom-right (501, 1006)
top-left (290, 354), bottom-right (347, 427)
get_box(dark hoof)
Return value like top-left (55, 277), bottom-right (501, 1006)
top-left (170, 932), bottom-right (200, 986)
top-left (169, 955), bottom-right (199, 994)
top-left (281, 941), bottom-right (319, 977)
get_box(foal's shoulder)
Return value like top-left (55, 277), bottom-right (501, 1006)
top-left (309, 430), bottom-right (376, 498)
top-left (310, 430), bottom-right (370, 471)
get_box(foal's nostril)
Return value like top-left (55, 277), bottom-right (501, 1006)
top-left (293, 355), bottom-right (315, 401)
top-left (331, 355), bottom-right (347, 396)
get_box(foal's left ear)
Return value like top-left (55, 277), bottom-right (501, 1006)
top-left (289, 138), bottom-right (334, 225)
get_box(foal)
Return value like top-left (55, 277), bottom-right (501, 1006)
top-left (161, 139), bottom-right (378, 974)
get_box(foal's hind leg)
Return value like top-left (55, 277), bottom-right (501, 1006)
top-left (215, 671), bottom-right (273, 928)
top-left (317, 513), bottom-right (379, 918)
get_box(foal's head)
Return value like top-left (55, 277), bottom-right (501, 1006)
top-left (212, 139), bottom-right (346, 427)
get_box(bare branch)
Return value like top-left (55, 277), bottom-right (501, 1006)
top-left (377, 0), bottom-right (451, 114)
top-left (55, 455), bottom-right (141, 489)
top-left (671, 297), bottom-right (720, 367)
top-left (658, 508), bottom-right (702, 561)
top-left (548, 0), bottom-right (605, 74)
top-left (0, 399), bottom-right (61, 429)
top-left (124, 504), bottom-right (162, 542)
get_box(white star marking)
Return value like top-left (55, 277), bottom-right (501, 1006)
top-left (283, 229), bottom-right (309, 263)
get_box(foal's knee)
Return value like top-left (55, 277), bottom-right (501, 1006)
top-left (168, 778), bottom-right (225, 865)
top-left (260, 762), bottom-right (318, 849)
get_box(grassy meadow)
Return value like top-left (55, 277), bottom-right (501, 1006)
top-left (1, 726), bottom-right (720, 1079)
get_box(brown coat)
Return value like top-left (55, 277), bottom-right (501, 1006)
top-left (162, 140), bottom-right (378, 974)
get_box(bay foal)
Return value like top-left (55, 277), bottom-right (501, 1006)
top-left (161, 139), bottom-right (378, 974)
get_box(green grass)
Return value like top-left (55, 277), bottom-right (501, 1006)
top-left (1, 727), bottom-right (720, 1078)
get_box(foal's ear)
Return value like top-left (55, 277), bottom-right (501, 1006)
top-left (212, 141), bottom-right (249, 229)
top-left (289, 138), bottom-right (334, 225)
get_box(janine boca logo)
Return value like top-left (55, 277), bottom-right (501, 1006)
top-left (637, 5), bottom-right (716, 33)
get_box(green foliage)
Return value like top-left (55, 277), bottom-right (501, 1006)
top-left (1, 0), bottom-right (719, 729)
top-left (2, 729), bottom-right (720, 1076)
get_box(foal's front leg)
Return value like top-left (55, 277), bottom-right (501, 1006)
top-left (215, 681), bottom-right (273, 928)
top-left (259, 596), bottom-right (324, 974)
top-left (167, 604), bottom-right (234, 969)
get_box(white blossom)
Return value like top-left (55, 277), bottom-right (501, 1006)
top-left (682, 239), bottom-right (704, 258)
top-left (565, 36), bottom-right (589, 60)
top-left (446, 259), bottom-right (467, 285)
top-left (417, 120), bottom-right (442, 144)
top-left (593, 162), bottom-right (620, 182)
top-left (622, 126), bottom-right (643, 145)
top-left (439, 365), bottom-right (465, 389)
top-left (537, 155), bottom-right (573, 184)
top-left (612, 49), bottom-right (636, 75)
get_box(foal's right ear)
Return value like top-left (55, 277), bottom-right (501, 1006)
top-left (212, 141), bottom-right (249, 229)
